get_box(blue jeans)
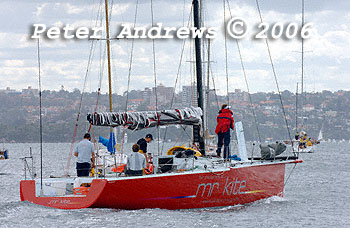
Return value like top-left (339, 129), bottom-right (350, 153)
top-left (216, 131), bottom-right (230, 159)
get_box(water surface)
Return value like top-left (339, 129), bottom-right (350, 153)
top-left (0, 142), bottom-right (349, 228)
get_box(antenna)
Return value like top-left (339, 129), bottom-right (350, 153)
top-left (295, 83), bottom-right (298, 132)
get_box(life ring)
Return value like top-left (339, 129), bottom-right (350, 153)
top-left (167, 146), bottom-right (201, 157)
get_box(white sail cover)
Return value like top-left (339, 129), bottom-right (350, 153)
top-left (235, 121), bottom-right (248, 162)
top-left (87, 107), bottom-right (202, 130)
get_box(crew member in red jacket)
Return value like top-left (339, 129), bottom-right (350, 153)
top-left (215, 104), bottom-right (234, 159)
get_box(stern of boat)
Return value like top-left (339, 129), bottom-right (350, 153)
top-left (20, 178), bottom-right (107, 209)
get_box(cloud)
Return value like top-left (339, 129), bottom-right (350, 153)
top-left (3, 60), bottom-right (24, 67)
top-left (65, 3), bottom-right (85, 15)
top-left (35, 3), bottom-right (48, 18)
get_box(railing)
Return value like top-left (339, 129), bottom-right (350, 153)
top-left (94, 154), bottom-right (128, 178)
top-left (21, 147), bottom-right (36, 180)
top-left (95, 154), bottom-right (186, 177)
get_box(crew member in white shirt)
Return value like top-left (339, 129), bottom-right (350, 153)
top-left (127, 144), bottom-right (146, 176)
top-left (74, 133), bottom-right (95, 177)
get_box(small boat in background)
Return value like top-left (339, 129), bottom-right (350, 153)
top-left (0, 149), bottom-right (9, 160)
top-left (317, 129), bottom-right (324, 142)
top-left (294, 143), bottom-right (315, 153)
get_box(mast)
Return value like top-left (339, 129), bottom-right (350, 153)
top-left (205, 39), bottom-right (211, 138)
top-left (300, 0), bottom-right (305, 130)
top-left (105, 0), bottom-right (117, 177)
top-left (105, 0), bottom-right (113, 112)
top-left (37, 38), bottom-right (43, 193)
top-left (192, 0), bottom-right (205, 155)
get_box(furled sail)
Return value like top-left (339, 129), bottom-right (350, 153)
top-left (87, 107), bottom-right (202, 130)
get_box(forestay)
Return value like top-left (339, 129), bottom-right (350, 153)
top-left (87, 107), bottom-right (202, 130)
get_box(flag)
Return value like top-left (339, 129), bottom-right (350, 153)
top-left (98, 136), bottom-right (109, 147)
top-left (107, 132), bottom-right (116, 154)
top-left (98, 132), bottom-right (116, 154)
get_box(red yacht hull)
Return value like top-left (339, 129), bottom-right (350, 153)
top-left (20, 162), bottom-right (299, 210)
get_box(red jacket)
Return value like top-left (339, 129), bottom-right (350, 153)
top-left (215, 109), bottom-right (234, 134)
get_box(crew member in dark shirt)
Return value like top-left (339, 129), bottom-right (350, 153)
top-left (137, 134), bottom-right (153, 164)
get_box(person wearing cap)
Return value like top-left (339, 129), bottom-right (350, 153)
top-left (74, 133), bottom-right (95, 177)
top-left (137, 134), bottom-right (153, 165)
top-left (215, 104), bottom-right (234, 159)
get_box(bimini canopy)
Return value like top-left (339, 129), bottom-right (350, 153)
top-left (87, 107), bottom-right (202, 130)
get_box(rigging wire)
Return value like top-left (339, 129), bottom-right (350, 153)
top-left (89, 0), bottom-right (105, 126)
top-left (222, 0), bottom-right (235, 156)
top-left (118, 0), bottom-right (139, 155)
top-left (98, 3), bottom-right (106, 100)
top-left (226, 0), bottom-right (262, 143)
top-left (201, 17), bottom-right (220, 142)
top-left (198, 9), bottom-right (219, 111)
top-left (150, 0), bottom-right (160, 156)
top-left (209, 65), bottom-right (220, 110)
top-left (109, 0), bottom-right (122, 98)
top-left (173, 129), bottom-right (185, 147)
top-left (161, 5), bottom-right (193, 153)
top-left (97, 0), bottom-right (111, 98)
top-left (107, 0), bottom-right (132, 153)
top-left (200, 32), bottom-right (219, 110)
top-left (124, 0), bottom-right (139, 111)
top-left (255, 0), bottom-right (294, 151)
top-left (64, 1), bottom-right (102, 176)
top-left (168, 5), bottom-right (193, 109)
top-left (89, 1), bottom-right (105, 164)
top-left (284, 163), bottom-right (298, 187)
top-left (65, 40), bottom-right (97, 176)
top-left (223, 0), bottom-right (230, 105)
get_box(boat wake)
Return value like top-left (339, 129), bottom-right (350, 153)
top-left (193, 196), bottom-right (287, 212)
top-left (184, 204), bottom-right (248, 213)
top-left (260, 195), bottom-right (287, 204)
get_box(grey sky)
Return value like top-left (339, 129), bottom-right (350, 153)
top-left (0, 0), bottom-right (349, 94)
